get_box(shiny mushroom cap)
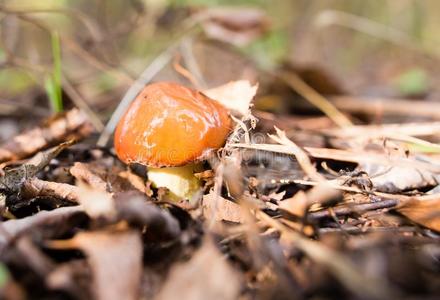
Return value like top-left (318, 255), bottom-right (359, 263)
top-left (114, 82), bottom-right (232, 167)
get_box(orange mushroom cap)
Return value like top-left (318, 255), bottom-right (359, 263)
top-left (114, 82), bottom-right (232, 167)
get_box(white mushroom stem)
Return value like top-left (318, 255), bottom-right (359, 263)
top-left (147, 163), bottom-right (203, 201)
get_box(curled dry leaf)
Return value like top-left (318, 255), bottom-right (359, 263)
top-left (397, 197), bottom-right (440, 232)
top-left (155, 237), bottom-right (241, 300)
top-left (367, 165), bottom-right (439, 193)
top-left (0, 140), bottom-right (75, 193)
top-left (0, 108), bottom-right (93, 163)
top-left (70, 162), bottom-right (108, 192)
top-left (203, 80), bottom-right (257, 116)
top-left (50, 230), bottom-right (143, 300)
top-left (22, 177), bottom-right (81, 203)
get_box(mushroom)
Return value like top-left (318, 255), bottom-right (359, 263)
top-left (114, 82), bottom-right (232, 200)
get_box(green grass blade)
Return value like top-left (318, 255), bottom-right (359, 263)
top-left (45, 31), bottom-right (63, 113)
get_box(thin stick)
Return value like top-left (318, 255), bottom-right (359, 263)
top-left (330, 96), bottom-right (440, 120)
top-left (180, 37), bottom-right (207, 89)
top-left (324, 121), bottom-right (440, 138)
top-left (62, 77), bottom-right (105, 131)
top-left (232, 143), bottom-right (440, 173)
top-left (268, 127), bottom-right (324, 182)
top-left (308, 199), bottom-right (399, 220)
top-left (278, 71), bottom-right (353, 127)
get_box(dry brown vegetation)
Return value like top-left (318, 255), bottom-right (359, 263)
top-left (0, 1), bottom-right (440, 299)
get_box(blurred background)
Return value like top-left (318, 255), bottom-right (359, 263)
top-left (1, 0), bottom-right (440, 141)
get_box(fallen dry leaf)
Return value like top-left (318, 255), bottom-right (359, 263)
top-left (0, 108), bottom-right (93, 163)
top-left (50, 230), bottom-right (143, 300)
top-left (22, 177), bottom-right (81, 203)
top-left (70, 162), bottom-right (108, 192)
top-left (0, 140), bottom-right (74, 193)
top-left (155, 237), bottom-right (241, 300)
top-left (279, 190), bottom-right (307, 217)
top-left (397, 198), bottom-right (440, 231)
top-left (368, 165), bottom-right (439, 193)
top-left (203, 80), bottom-right (257, 116)
top-left (202, 191), bottom-right (245, 223)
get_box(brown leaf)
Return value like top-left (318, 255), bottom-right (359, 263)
top-left (203, 80), bottom-right (257, 116)
top-left (279, 190), bottom-right (307, 217)
top-left (0, 108), bottom-right (93, 163)
top-left (51, 230), bottom-right (143, 300)
top-left (70, 162), bottom-right (108, 192)
top-left (397, 198), bottom-right (440, 231)
top-left (155, 237), bottom-right (241, 300)
top-left (118, 170), bottom-right (147, 193)
top-left (0, 140), bottom-right (74, 193)
top-left (202, 191), bottom-right (245, 223)
top-left (22, 177), bottom-right (81, 203)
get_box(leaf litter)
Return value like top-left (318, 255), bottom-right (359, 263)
top-left (0, 75), bottom-right (440, 300)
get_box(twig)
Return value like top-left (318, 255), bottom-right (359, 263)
top-left (70, 162), bottom-right (107, 192)
top-left (308, 199), bottom-right (399, 220)
top-left (232, 143), bottom-right (440, 173)
top-left (173, 52), bottom-right (200, 88)
top-left (268, 127), bottom-right (324, 182)
top-left (319, 226), bottom-right (419, 234)
top-left (277, 71), bottom-right (352, 127)
top-left (330, 96), bottom-right (440, 120)
top-left (61, 36), bottom-right (134, 84)
top-left (2, 10), bottom-right (134, 90)
top-left (180, 37), bottom-right (207, 89)
top-left (323, 121), bottom-right (440, 139)
top-left (62, 77), bottom-right (105, 131)
top-left (96, 47), bottom-right (176, 146)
